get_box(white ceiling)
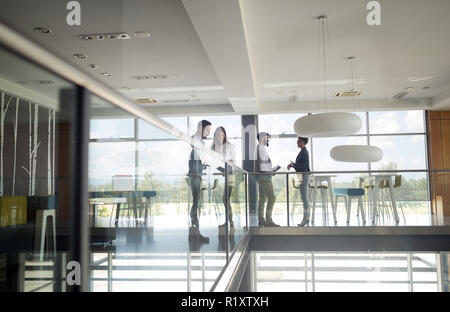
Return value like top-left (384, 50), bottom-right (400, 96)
top-left (240, 0), bottom-right (450, 112)
top-left (0, 0), bottom-right (449, 115)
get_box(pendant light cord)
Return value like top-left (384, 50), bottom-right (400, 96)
top-left (322, 17), bottom-right (327, 111)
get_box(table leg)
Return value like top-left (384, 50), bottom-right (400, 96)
top-left (373, 180), bottom-right (378, 224)
top-left (388, 181), bottom-right (400, 223)
top-left (327, 178), bottom-right (337, 224)
top-left (311, 179), bottom-right (318, 224)
top-left (144, 196), bottom-right (149, 224)
top-left (132, 194), bottom-right (138, 222)
top-left (115, 203), bottom-right (121, 223)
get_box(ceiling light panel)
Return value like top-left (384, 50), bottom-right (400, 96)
top-left (34, 27), bottom-right (52, 34)
top-left (132, 75), bottom-right (168, 80)
top-left (73, 53), bottom-right (87, 59)
top-left (80, 32), bottom-right (140, 41)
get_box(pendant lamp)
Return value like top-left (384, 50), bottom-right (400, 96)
top-left (330, 57), bottom-right (383, 162)
top-left (293, 16), bottom-right (362, 138)
top-left (294, 112), bottom-right (362, 137)
top-left (330, 145), bottom-right (382, 162)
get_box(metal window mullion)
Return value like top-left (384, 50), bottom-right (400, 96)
top-left (407, 253), bottom-right (414, 292)
top-left (62, 86), bottom-right (90, 292)
top-left (187, 252), bottom-right (191, 292)
top-left (436, 252), bottom-right (446, 292)
top-left (134, 118), bottom-right (139, 192)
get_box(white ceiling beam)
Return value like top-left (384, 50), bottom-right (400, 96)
top-left (259, 98), bottom-right (432, 113)
top-left (91, 104), bottom-right (235, 119)
top-left (181, 0), bottom-right (257, 113)
top-left (0, 77), bottom-right (58, 111)
top-left (431, 88), bottom-right (450, 110)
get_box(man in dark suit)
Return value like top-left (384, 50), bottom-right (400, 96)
top-left (287, 137), bottom-right (311, 226)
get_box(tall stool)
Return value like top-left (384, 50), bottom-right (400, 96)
top-left (28, 195), bottom-right (57, 261)
top-left (379, 176), bottom-right (406, 224)
top-left (361, 179), bottom-right (386, 224)
top-left (333, 188), bottom-right (366, 224)
top-left (34, 209), bottom-right (56, 261)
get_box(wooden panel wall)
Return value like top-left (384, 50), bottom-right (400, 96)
top-left (427, 111), bottom-right (450, 217)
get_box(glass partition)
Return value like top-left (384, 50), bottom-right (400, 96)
top-left (258, 170), bottom-right (442, 227)
top-left (88, 93), bottom-right (251, 291)
top-left (254, 251), bottom-right (444, 292)
top-left (0, 43), bottom-right (80, 292)
top-left (0, 40), bottom-right (250, 292)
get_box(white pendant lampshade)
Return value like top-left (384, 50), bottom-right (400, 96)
top-left (330, 145), bottom-right (383, 162)
top-left (294, 112), bottom-right (362, 137)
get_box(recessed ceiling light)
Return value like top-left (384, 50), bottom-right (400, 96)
top-left (133, 31), bottom-right (151, 38)
top-left (133, 76), bottom-right (150, 80)
top-left (73, 53), bottom-right (87, 59)
top-left (89, 64), bottom-right (98, 69)
top-left (81, 35), bottom-right (94, 40)
top-left (34, 80), bottom-right (54, 84)
top-left (133, 75), bottom-right (169, 80)
top-left (34, 27), bottom-right (51, 34)
top-left (407, 76), bottom-right (435, 82)
top-left (101, 73), bottom-right (112, 77)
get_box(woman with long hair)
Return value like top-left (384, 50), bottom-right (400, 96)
top-left (211, 127), bottom-right (235, 232)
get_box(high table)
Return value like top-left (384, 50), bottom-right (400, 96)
top-left (89, 191), bottom-right (156, 225)
top-left (310, 175), bottom-right (337, 224)
top-left (360, 175), bottom-right (399, 224)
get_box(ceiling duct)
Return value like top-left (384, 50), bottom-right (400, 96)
top-left (136, 98), bottom-right (158, 104)
top-left (162, 99), bottom-right (190, 103)
top-left (335, 90), bottom-right (361, 97)
top-left (393, 91), bottom-right (408, 99)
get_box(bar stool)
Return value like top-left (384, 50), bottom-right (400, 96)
top-left (333, 188), bottom-right (366, 224)
top-left (380, 175), bottom-right (406, 224)
top-left (34, 209), bottom-right (56, 261)
top-left (362, 179), bottom-right (387, 224)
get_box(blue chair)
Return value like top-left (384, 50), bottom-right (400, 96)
top-left (333, 188), bottom-right (366, 224)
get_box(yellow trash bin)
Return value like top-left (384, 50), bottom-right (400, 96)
top-left (0, 196), bottom-right (27, 227)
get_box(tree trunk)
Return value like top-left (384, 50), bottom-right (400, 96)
top-left (12, 97), bottom-right (19, 195)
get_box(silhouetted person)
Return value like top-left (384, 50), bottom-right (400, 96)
top-left (188, 120), bottom-right (211, 243)
top-left (287, 137), bottom-right (311, 226)
top-left (211, 127), bottom-right (236, 234)
top-left (256, 132), bottom-right (280, 227)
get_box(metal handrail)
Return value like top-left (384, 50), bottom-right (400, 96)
top-left (0, 20), bottom-right (247, 175)
top-left (247, 169), bottom-right (450, 175)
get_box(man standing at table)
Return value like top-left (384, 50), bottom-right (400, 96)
top-left (256, 132), bottom-right (280, 227)
top-left (188, 120), bottom-right (211, 243)
top-left (287, 137), bottom-right (311, 226)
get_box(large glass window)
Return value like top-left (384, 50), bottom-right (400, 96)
top-left (369, 110), bottom-right (425, 134)
top-left (139, 117), bottom-right (187, 140)
top-left (188, 115), bottom-right (242, 138)
top-left (90, 119), bottom-right (135, 139)
top-left (370, 135), bottom-right (427, 170)
top-left (259, 110), bottom-right (427, 172)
